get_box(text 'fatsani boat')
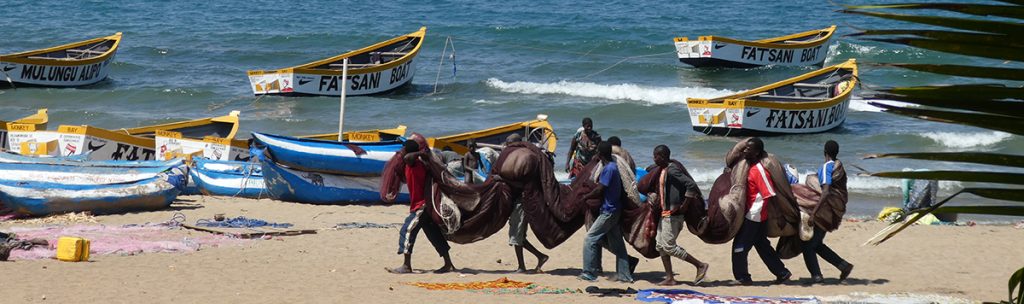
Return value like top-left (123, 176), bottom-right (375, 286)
top-left (247, 27), bottom-right (425, 97)
top-left (686, 59), bottom-right (858, 136)
top-left (674, 26), bottom-right (834, 68)
top-left (0, 33), bottom-right (121, 87)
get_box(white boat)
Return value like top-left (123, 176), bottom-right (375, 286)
top-left (0, 33), bottom-right (121, 87)
top-left (674, 26), bottom-right (835, 68)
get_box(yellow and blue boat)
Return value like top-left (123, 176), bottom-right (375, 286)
top-left (0, 109), bottom-right (48, 151)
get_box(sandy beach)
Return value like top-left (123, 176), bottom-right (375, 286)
top-left (0, 195), bottom-right (1019, 303)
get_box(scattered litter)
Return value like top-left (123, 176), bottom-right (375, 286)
top-left (407, 277), bottom-right (532, 291)
top-left (196, 216), bottom-right (293, 228)
top-left (4, 223), bottom-right (245, 260)
top-left (4, 212), bottom-right (98, 225)
top-left (469, 284), bottom-right (581, 295)
top-left (334, 222), bottom-right (401, 229)
top-left (636, 289), bottom-right (818, 303)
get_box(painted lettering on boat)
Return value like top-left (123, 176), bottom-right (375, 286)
top-left (0, 131), bottom-right (7, 150)
top-left (318, 71), bottom-right (382, 92)
top-left (111, 143), bottom-right (156, 161)
top-left (19, 62), bottom-right (105, 82)
top-left (389, 61), bottom-right (411, 85)
top-left (800, 46), bottom-right (823, 63)
top-left (763, 102), bottom-right (847, 130)
top-left (739, 45), bottom-right (824, 64)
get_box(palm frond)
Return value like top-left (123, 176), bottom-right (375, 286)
top-left (865, 93), bottom-right (1023, 117)
top-left (870, 102), bottom-right (1024, 135)
top-left (933, 205), bottom-right (1024, 216)
top-left (840, 9), bottom-right (1024, 36)
top-left (850, 30), bottom-right (1021, 48)
top-left (843, 3), bottom-right (1024, 19)
top-left (860, 37), bottom-right (1023, 61)
top-left (863, 152), bottom-right (1024, 168)
top-left (882, 85), bottom-right (1024, 101)
top-left (873, 64), bottom-right (1024, 81)
top-left (872, 170), bottom-right (1024, 185)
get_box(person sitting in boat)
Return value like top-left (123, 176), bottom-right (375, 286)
top-left (503, 133), bottom-right (550, 273)
top-left (565, 117), bottom-right (601, 179)
top-left (435, 148), bottom-right (465, 178)
top-left (461, 139), bottom-right (497, 184)
top-left (386, 140), bottom-right (456, 274)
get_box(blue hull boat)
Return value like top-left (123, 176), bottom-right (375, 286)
top-left (0, 164), bottom-right (188, 216)
top-left (0, 158), bottom-right (184, 185)
top-left (252, 132), bottom-right (402, 176)
top-left (189, 158), bottom-right (267, 199)
top-left (259, 152), bottom-right (408, 204)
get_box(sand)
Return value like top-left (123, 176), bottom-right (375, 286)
top-left (1, 195), bottom-right (1021, 303)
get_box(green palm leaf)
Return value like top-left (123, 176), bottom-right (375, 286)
top-left (850, 30), bottom-right (1021, 48)
top-left (870, 102), bottom-right (1024, 135)
top-left (865, 93), bottom-right (1023, 117)
top-left (843, 3), bottom-right (1024, 19)
top-left (861, 37), bottom-right (1024, 61)
top-left (961, 188), bottom-right (1024, 202)
top-left (882, 85), bottom-right (1024, 101)
top-left (872, 170), bottom-right (1024, 185)
top-left (863, 152), bottom-right (1024, 168)
top-left (933, 206), bottom-right (1024, 216)
top-left (872, 64), bottom-right (1024, 81)
top-left (840, 9), bottom-right (1024, 36)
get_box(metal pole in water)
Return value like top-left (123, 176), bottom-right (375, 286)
top-left (338, 58), bottom-right (348, 141)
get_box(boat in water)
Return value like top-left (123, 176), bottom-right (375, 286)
top-left (0, 109), bottom-right (48, 151)
top-left (0, 33), bottom-right (122, 87)
top-left (686, 59), bottom-right (857, 136)
top-left (674, 26), bottom-right (834, 68)
top-left (247, 27), bottom-right (425, 96)
top-left (428, 114), bottom-right (558, 154)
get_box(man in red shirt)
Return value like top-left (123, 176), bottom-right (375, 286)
top-left (731, 137), bottom-right (791, 285)
top-left (387, 140), bottom-right (455, 274)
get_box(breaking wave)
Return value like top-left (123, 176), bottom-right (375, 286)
top-left (485, 78), bottom-right (736, 105)
top-left (919, 131), bottom-right (1013, 149)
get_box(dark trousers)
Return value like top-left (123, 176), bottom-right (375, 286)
top-left (732, 219), bottom-right (789, 281)
top-left (802, 227), bottom-right (848, 277)
top-left (397, 209), bottom-right (450, 256)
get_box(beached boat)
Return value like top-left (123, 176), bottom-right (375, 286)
top-left (259, 151), bottom-right (408, 204)
top-left (247, 27), bottom-right (425, 96)
top-left (0, 161), bottom-right (187, 216)
top-left (189, 158), bottom-right (266, 199)
top-left (0, 33), bottom-right (121, 87)
top-left (0, 109), bottom-right (48, 151)
top-left (6, 111), bottom-right (242, 161)
top-left (299, 125), bottom-right (407, 142)
top-left (686, 59), bottom-right (857, 136)
top-left (252, 132), bottom-right (402, 176)
top-left (674, 26), bottom-right (835, 68)
top-left (0, 158), bottom-right (183, 185)
top-left (428, 114), bottom-right (558, 154)
top-left (147, 111), bottom-right (248, 161)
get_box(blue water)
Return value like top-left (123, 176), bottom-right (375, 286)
top-left (1, 0), bottom-right (1020, 217)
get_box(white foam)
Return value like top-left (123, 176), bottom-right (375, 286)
top-left (920, 131), bottom-right (1013, 149)
top-left (485, 78), bottom-right (736, 105)
top-left (848, 98), bottom-right (916, 113)
top-left (472, 99), bottom-right (506, 105)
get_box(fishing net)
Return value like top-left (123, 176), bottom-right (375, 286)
top-left (4, 222), bottom-right (246, 260)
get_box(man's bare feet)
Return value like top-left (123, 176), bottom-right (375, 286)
top-left (433, 264), bottom-right (456, 274)
top-left (533, 255), bottom-right (549, 273)
top-left (514, 268), bottom-right (528, 273)
top-left (657, 278), bottom-right (678, 286)
top-left (694, 263), bottom-right (709, 285)
top-left (386, 265), bottom-right (413, 274)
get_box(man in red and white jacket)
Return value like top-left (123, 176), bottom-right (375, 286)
top-left (730, 137), bottom-right (791, 285)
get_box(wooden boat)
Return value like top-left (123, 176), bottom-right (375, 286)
top-left (0, 109), bottom-right (48, 151)
top-left (428, 114), bottom-right (558, 154)
top-left (299, 125), bottom-right (407, 142)
top-left (685, 59), bottom-right (857, 136)
top-left (0, 33), bottom-right (121, 87)
top-left (674, 26), bottom-right (835, 68)
top-left (147, 111), bottom-right (248, 161)
top-left (247, 27), bottom-right (425, 96)
top-left (252, 132), bottom-right (402, 176)
top-left (0, 158), bottom-right (183, 185)
top-left (259, 150), bottom-right (408, 204)
top-left (0, 161), bottom-right (187, 216)
top-left (6, 111), bottom-right (243, 161)
top-left (189, 158), bottom-right (266, 199)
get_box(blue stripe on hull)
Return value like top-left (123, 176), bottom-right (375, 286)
top-left (259, 154), bottom-right (409, 204)
top-left (0, 166), bottom-right (186, 216)
top-left (252, 132), bottom-right (403, 176)
top-left (190, 159), bottom-right (267, 199)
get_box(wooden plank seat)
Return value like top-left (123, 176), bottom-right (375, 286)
top-left (375, 51), bottom-right (407, 56)
top-left (757, 94), bottom-right (824, 101)
top-left (327, 63), bottom-right (377, 68)
top-left (67, 49), bottom-right (106, 55)
top-left (794, 82), bottom-right (831, 89)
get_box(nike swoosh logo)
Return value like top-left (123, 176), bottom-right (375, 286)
top-left (746, 110), bottom-right (761, 117)
top-left (1, 66), bottom-right (14, 72)
top-left (298, 79), bottom-right (312, 85)
top-left (87, 141), bottom-right (107, 152)
top-left (714, 43), bottom-right (727, 49)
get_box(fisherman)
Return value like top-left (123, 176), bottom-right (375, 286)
top-left (386, 140), bottom-right (456, 274)
top-left (566, 117), bottom-right (601, 179)
top-left (436, 148), bottom-right (465, 178)
top-left (731, 137), bottom-right (792, 285)
top-left (607, 136), bottom-right (636, 171)
top-left (503, 133), bottom-right (549, 273)
top-left (648, 145), bottom-right (710, 286)
top-left (802, 140), bottom-right (854, 284)
top-left (461, 139), bottom-right (498, 185)
top-left (579, 142), bottom-right (637, 283)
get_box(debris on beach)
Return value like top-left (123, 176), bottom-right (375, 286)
top-left (3, 212), bottom-right (98, 225)
top-left (406, 277), bottom-right (580, 295)
top-left (4, 223), bottom-right (246, 260)
top-left (334, 222), bottom-right (400, 229)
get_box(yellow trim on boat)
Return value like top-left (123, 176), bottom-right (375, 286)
top-left (121, 110), bottom-right (241, 139)
top-left (57, 125), bottom-right (155, 147)
top-left (2, 109), bottom-right (48, 131)
top-left (247, 27), bottom-right (426, 76)
top-left (300, 125), bottom-right (408, 142)
top-left (673, 26), bottom-right (835, 50)
top-left (686, 59), bottom-right (858, 111)
top-left (0, 33), bottom-right (122, 66)
top-left (428, 116), bottom-right (558, 155)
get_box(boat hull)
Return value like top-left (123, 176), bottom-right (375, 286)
top-left (252, 132), bottom-right (401, 176)
top-left (247, 61), bottom-right (416, 96)
top-left (190, 159), bottom-right (266, 199)
top-left (674, 26), bottom-right (834, 68)
top-left (0, 58), bottom-right (115, 87)
top-left (260, 153), bottom-right (408, 204)
top-left (0, 165), bottom-right (186, 216)
top-left (7, 125), bottom-right (157, 160)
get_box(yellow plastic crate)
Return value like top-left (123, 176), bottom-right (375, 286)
top-left (56, 237), bottom-right (90, 262)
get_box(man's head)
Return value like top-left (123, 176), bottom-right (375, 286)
top-left (607, 136), bottom-right (621, 147)
top-left (505, 133), bottom-right (523, 144)
top-left (403, 140), bottom-right (420, 165)
top-left (653, 145), bottom-right (670, 168)
top-left (582, 117), bottom-right (593, 132)
top-left (743, 137), bottom-right (764, 163)
top-left (824, 140), bottom-right (839, 160)
top-left (598, 141), bottom-right (613, 163)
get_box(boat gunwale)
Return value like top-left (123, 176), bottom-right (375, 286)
top-left (0, 33), bottom-right (122, 66)
top-left (246, 27), bottom-right (426, 76)
top-left (673, 26), bottom-right (836, 50)
top-left (686, 59), bottom-right (858, 111)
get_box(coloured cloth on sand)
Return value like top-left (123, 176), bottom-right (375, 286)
top-left (195, 216), bottom-right (293, 228)
top-left (636, 289), bottom-right (819, 304)
top-left (4, 223), bottom-right (246, 260)
top-left (407, 277), bottom-right (532, 290)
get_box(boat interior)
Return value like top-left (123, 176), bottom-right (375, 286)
top-left (759, 28), bottom-right (832, 45)
top-left (747, 68), bottom-right (853, 102)
top-left (26, 40), bottom-right (116, 60)
top-left (310, 36), bottom-right (421, 71)
top-left (129, 121), bottom-right (236, 139)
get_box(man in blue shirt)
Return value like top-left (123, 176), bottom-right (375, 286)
top-left (579, 142), bottom-right (637, 283)
top-left (802, 140), bottom-right (853, 284)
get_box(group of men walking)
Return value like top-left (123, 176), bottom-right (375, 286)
top-left (387, 117), bottom-right (853, 287)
